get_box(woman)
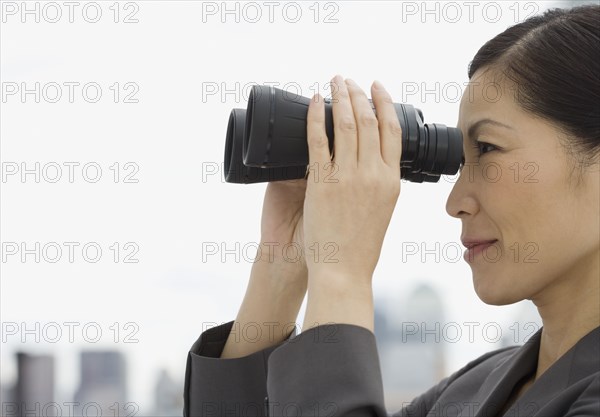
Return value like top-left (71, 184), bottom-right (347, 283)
top-left (184, 5), bottom-right (599, 416)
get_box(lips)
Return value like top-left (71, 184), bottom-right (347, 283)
top-left (461, 239), bottom-right (498, 249)
top-left (462, 239), bottom-right (499, 263)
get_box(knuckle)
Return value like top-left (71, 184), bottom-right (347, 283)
top-left (358, 112), bottom-right (379, 128)
top-left (338, 115), bottom-right (357, 132)
top-left (309, 133), bottom-right (328, 148)
top-left (385, 119), bottom-right (403, 136)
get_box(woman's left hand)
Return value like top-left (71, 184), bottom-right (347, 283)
top-left (302, 75), bottom-right (403, 288)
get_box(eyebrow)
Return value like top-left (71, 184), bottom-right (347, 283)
top-left (466, 119), bottom-right (514, 142)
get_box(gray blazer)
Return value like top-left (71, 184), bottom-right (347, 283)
top-left (183, 321), bottom-right (599, 416)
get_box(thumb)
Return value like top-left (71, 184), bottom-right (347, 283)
top-left (306, 94), bottom-right (331, 175)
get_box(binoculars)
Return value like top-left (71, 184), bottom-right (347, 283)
top-left (224, 85), bottom-right (463, 184)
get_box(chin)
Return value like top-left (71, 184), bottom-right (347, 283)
top-left (472, 274), bottom-right (524, 306)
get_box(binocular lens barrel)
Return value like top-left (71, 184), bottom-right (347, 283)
top-left (224, 85), bottom-right (463, 184)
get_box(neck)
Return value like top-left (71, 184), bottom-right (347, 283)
top-left (532, 249), bottom-right (600, 379)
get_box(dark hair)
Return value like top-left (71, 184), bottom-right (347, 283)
top-left (467, 4), bottom-right (600, 184)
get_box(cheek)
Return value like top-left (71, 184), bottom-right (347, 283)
top-left (475, 159), bottom-right (550, 257)
top-left (474, 157), bottom-right (574, 295)
top-left (477, 157), bottom-right (543, 236)
top-left (479, 153), bottom-right (563, 227)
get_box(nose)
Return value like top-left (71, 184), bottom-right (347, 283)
top-left (445, 169), bottom-right (479, 219)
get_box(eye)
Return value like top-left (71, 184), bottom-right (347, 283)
top-left (474, 141), bottom-right (498, 156)
top-left (460, 141), bottom-right (498, 171)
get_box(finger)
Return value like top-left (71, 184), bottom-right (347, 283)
top-left (330, 75), bottom-right (358, 169)
top-left (306, 93), bottom-right (332, 175)
top-left (371, 80), bottom-right (402, 174)
top-left (345, 78), bottom-right (382, 168)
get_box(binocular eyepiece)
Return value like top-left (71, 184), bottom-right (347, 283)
top-left (224, 85), bottom-right (463, 184)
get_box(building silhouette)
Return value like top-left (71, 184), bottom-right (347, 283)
top-left (153, 369), bottom-right (184, 416)
top-left (1, 382), bottom-right (7, 409)
top-left (10, 353), bottom-right (55, 417)
top-left (73, 351), bottom-right (128, 417)
top-left (375, 284), bottom-right (447, 411)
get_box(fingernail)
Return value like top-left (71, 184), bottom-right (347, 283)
top-left (332, 74), bottom-right (343, 83)
top-left (373, 80), bottom-right (384, 90)
top-left (345, 78), bottom-right (357, 86)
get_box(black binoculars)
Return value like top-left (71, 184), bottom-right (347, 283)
top-left (224, 85), bottom-right (463, 184)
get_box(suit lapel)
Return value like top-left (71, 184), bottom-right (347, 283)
top-left (504, 325), bottom-right (600, 416)
top-left (452, 329), bottom-right (541, 417)
top-left (464, 329), bottom-right (541, 417)
top-left (464, 325), bottom-right (600, 417)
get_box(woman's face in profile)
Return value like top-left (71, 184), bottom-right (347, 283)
top-left (446, 68), bottom-right (600, 306)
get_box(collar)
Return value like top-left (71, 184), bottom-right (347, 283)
top-left (472, 325), bottom-right (600, 417)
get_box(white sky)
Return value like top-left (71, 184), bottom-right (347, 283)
top-left (1, 0), bottom-right (589, 413)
